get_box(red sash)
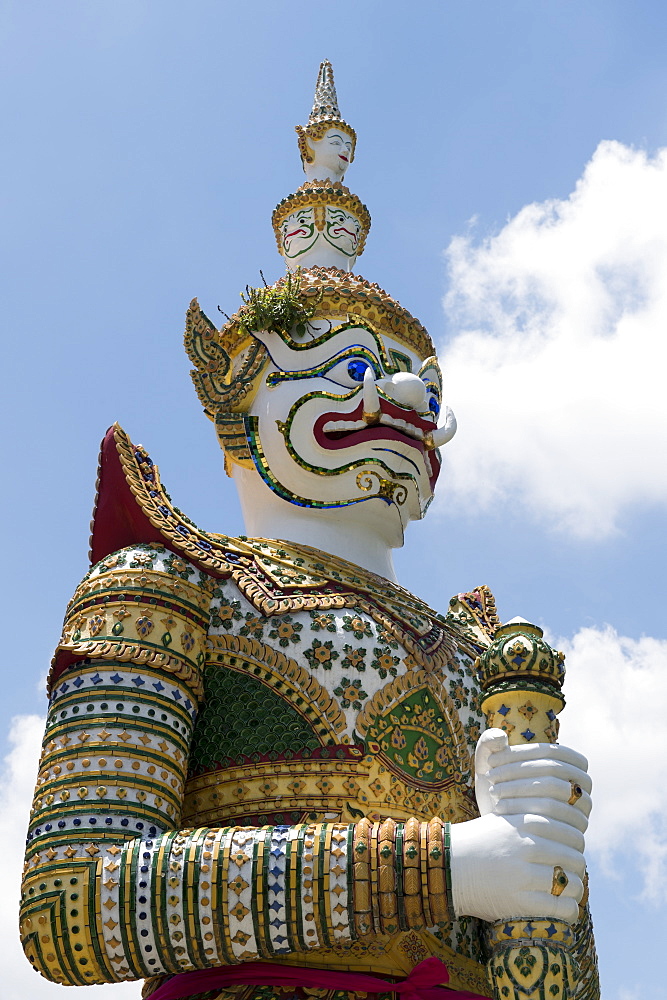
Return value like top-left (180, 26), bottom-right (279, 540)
top-left (147, 956), bottom-right (488, 1000)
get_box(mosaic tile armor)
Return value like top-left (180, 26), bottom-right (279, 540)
top-left (21, 427), bottom-right (497, 998)
top-left (21, 61), bottom-right (599, 1000)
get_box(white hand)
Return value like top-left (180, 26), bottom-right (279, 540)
top-left (450, 729), bottom-right (591, 923)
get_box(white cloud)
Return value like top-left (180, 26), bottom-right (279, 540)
top-left (440, 140), bottom-right (667, 537)
top-left (555, 625), bottom-right (667, 900)
top-left (0, 715), bottom-right (138, 998)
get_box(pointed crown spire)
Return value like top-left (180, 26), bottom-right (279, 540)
top-left (296, 60), bottom-right (356, 168)
top-left (309, 59), bottom-right (341, 124)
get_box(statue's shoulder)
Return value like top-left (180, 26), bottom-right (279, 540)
top-left (443, 585), bottom-right (502, 649)
top-left (89, 423), bottom-right (247, 577)
top-left (46, 424), bottom-right (251, 698)
top-left (219, 538), bottom-right (498, 672)
top-left (86, 425), bottom-right (501, 670)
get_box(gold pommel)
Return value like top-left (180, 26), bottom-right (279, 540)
top-left (475, 620), bottom-right (565, 693)
top-left (475, 620), bottom-right (566, 745)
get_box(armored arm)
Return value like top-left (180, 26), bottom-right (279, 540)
top-left (21, 540), bottom-right (592, 996)
top-left (20, 545), bottom-right (454, 987)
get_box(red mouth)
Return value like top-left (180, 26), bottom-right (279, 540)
top-left (332, 226), bottom-right (358, 243)
top-left (285, 227), bottom-right (308, 240)
top-left (313, 397), bottom-right (441, 491)
top-left (339, 155), bottom-right (349, 162)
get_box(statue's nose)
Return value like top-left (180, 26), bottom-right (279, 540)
top-left (378, 372), bottom-right (428, 411)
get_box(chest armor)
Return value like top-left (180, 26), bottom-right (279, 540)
top-left (182, 568), bottom-right (489, 833)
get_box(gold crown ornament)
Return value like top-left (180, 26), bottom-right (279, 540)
top-left (186, 267), bottom-right (435, 398)
top-left (474, 620), bottom-right (566, 745)
top-left (295, 59), bottom-right (357, 167)
top-left (272, 180), bottom-right (371, 259)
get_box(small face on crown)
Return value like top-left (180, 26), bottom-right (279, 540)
top-left (305, 128), bottom-right (354, 182)
top-left (272, 187), bottom-right (370, 271)
top-left (280, 207), bottom-right (318, 259)
top-left (324, 207), bottom-right (361, 256)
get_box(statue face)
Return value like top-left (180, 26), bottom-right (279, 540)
top-left (280, 207), bottom-right (318, 259)
top-left (308, 129), bottom-right (354, 180)
top-left (323, 207), bottom-right (361, 256)
top-left (242, 319), bottom-right (444, 530)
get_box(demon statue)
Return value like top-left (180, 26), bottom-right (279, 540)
top-left (21, 62), bottom-right (598, 1000)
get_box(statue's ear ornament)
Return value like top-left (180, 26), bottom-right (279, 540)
top-left (184, 298), bottom-right (269, 419)
top-left (185, 298), bottom-right (270, 473)
top-left (185, 272), bottom-right (327, 474)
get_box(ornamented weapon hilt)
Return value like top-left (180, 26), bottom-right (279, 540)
top-left (475, 620), bottom-right (578, 1000)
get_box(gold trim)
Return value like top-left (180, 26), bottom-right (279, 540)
top-left (48, 638), bottom-right (203, 701)
top-left (182, 754), bottom-right (369, 828)
top-left (87, 426), bottom-right (471, 670)
top-left (212, 266), bottom-right (435, 362)
top-left (207, 633), bottom-right (348, 738)
top-left (355, 669), bottom-right (471, 781)
top-left (272, 181), bottom-right (371, 257)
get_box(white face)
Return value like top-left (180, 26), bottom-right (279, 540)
top-left (280, 207), bottom-right (318, 259)
top-left (323, 207), bottom-right (361, 256)
top-left (241, 319), bottom-right (444, 531)
top-left (308, 129), bottom-right (353, 180)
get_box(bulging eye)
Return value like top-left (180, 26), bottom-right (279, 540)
top-left (323, 353), bottom-right (379, 389)
top-left (422, 378), bottom-right (441, 417)
top-left (347, 360), bottom-right (369, 382)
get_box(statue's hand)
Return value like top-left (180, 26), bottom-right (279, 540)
top-left (449, 729), bottom-right (592, 923)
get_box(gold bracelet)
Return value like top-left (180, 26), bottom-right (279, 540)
top-left (378, 817), bottom-right (397, 935)
top-left (369, 822), bottom-right (380, 931)
top-left (426, 817), bottom-right (449, 925)
top-left (352, 818), bottom-right (373, 937)
top-left (420, 822), bottom-right (433, 928)
top-left (402, 817), bottom-right (424, 929)
top-left (443, 822), bottom-right (454, 918)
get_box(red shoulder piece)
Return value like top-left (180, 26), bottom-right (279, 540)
top-left (89, 425), bottom-right (171, 565)
top-left (87, 424), bottom-right (237, 579)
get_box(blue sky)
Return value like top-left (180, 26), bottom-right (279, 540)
top-left (2, 2), bottom-right (666, 997)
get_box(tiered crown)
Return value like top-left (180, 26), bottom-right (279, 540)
top-left (186, 62), bottom-right (435, 445)
top-left (276, 61), bottom-right (370, 273)
top-left (295, 60), bottom-right (357, 168)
